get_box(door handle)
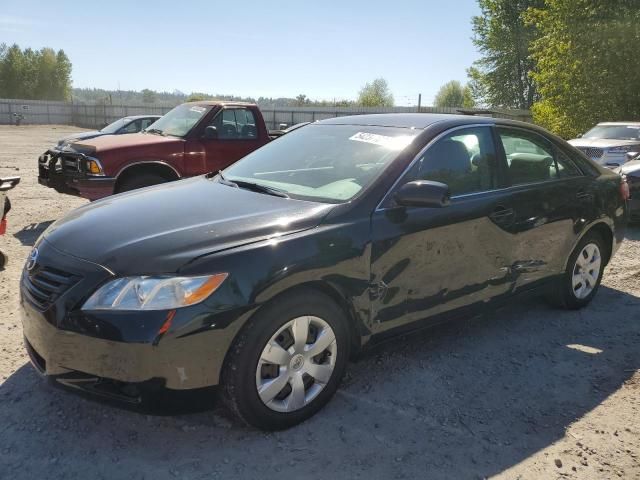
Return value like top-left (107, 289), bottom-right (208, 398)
top-left (576, 190), bottom-right (592, 200)
top-left (490, 206), bottom-right (515, 224)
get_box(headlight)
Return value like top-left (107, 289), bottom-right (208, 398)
top-left (609, 145), bottom-right (640, 153)
top-left (82, 273), bottom-right (228, 311)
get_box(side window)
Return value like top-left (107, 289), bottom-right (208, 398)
top-left (410, 127), bottom-right (497, 196)
top-left (498, 128), bottom-right (557, 185)
top-left (236, 109), bottom-right (257, 139)
top-left (555, 148), bottom-right (583, 178)
top-left (140, 118), bottom-right (156, 130)
top-left (121, 119), bottom-right (141, 134)
top-left (211, 109), bottom-right (258, 140)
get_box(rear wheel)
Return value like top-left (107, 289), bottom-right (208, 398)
top-left (222, 290), bottom-right (349, 430)
top-left (553, 232), bottom-right (606, 309)
top-left (117, 173), bottom-right (168, 193)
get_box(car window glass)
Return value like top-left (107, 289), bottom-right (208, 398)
top-left (555, 149), bottom-right (582, 178)
top-left (121, 119), bottom-right (140, 134)
top-left (140, 118), bottom-right (156, 130)
top-left (410, 127), bottom-right (496, 196)
top-left (498, 129), bottom-right (558, 185)
top-left (211, 109), bottom-right (257, 140)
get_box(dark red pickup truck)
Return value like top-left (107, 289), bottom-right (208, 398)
top-left (38, 101), bottom-right (273, 200)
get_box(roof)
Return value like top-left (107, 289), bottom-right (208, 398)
top-left (125, 114), bottom-right (162, 120)
top-left (317, 113), bottom-right (496, 129)
top-left (183, 100), bottom-right (256, 107)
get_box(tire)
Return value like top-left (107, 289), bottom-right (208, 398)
top-left (117, 173), bottom-right (168, 193)
top-left (221, 290), bottom-right (350, 430)
top-left (0, 250), bottom-right (6, 270)
top-left (552, 231), bottom-right (607, 310)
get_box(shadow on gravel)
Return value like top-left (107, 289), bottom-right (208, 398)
top-left (2, 286), bottom-right (639, 479)
top-left (13, 221), bottom-right (54, 246)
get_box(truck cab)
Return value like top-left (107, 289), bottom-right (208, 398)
top-left (38, 102), bottom-right (271, 200)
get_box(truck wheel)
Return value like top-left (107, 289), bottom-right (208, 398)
top-left (117, 173), bottom-right (169, 193)
top-left (222, 289), bottom-right (350, 430)
top-left (0, 251), bottom-right (6, 270)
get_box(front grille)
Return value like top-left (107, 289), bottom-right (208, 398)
top-left (576, 147), bottom-right (604, 159)
top-left (22, 265), bottom-right (79, 311)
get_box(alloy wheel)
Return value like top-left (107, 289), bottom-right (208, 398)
top-left (256, 316), bottom-right (337, 413)
top-left (571, 242), bottom-right (601, 299)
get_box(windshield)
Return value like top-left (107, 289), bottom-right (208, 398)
top-left (224, 124), bottom-right (418, 203)
top-left (146, 104), bottom-right (210, 137)
top-left (100, 118), bottom-right (129, 134)
top-left (583, 125), bottom-right (640, 141)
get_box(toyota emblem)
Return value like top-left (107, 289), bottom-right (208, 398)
top-left (26, 248), bottom-right (39, 271)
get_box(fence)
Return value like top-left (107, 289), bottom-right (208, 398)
top-left (0, 98), bottom-right (532, 130)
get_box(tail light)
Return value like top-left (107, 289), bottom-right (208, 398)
top-left (620, 176), bottom-right (630, 201)
top-left (0, 217), bottom-right (6, 236)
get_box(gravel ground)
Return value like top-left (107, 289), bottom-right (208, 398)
top-left (1, 125), bottom-right (639, 480)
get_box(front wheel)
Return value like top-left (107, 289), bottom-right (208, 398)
top-left (553, 232), bottom-right (607, 309)
top-left (221, 290), bottom-right (350, 430)
top-left (117, 173), bottom-right (169, 193)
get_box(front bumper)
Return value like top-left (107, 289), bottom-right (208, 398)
top-left (38, 149), bottom-right (115, 200)
top-left (20, 240), bottom-right (248, 392)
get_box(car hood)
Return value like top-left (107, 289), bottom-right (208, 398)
top-left (618, 160), bottom-right (640, 175)
top-left (42, 176), bottom-right (334, 275)
top-left (59, 131), bottom-right (103, 145)
top-left (568, 138), bottom-right (640, 148)
top-left (70, 132), bottom-right (183, 154)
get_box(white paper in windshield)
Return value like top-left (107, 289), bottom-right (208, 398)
top-left (349, 132), bottom-right (413, 150)
top-left (190, 106), bottom-right (206, 113)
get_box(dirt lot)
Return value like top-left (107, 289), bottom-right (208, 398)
top-left (0, 125), bottom-right (639, 479)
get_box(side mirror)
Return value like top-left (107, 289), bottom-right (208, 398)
top-left (204, 126), bottom-right (218, 140)
top-left (576, 133), bottom-right (583, 138)
top-left (394, 180), bottom-right (450, 208)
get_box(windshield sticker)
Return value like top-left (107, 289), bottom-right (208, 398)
top-left (349, 132), bottom-right (413, 150)
top-left (190, 106), bottom-right (206, 113)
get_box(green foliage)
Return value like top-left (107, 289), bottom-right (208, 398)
top-left (434, 80), bottom-right (475, 108)
top-left (469, 0), bottom-right (543, 109)
top-left (527, 0), bottom-right (640, 138)
top-left (0, 43), bottom-right (72, 101)
top-left (357, 78), bottom-right (394, 107)
top-left (141, 88), bottom-right (156, 104)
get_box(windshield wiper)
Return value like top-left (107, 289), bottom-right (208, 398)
top-left (233, 180), bottom-right (290, 198)
top-left (214, 170), bottom-right (238, 187)
top-left (144, 128), bottom-right (165, 136)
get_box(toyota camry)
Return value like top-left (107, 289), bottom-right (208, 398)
top-left (21, 114), bottom-right (629, 430)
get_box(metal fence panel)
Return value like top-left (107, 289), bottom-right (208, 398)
top-left (0, 98), bottom-right (532, 129)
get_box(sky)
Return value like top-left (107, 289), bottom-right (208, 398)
top-left (0, 0), bottom-right (482, 105)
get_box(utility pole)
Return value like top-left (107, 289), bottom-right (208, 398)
top-left (417, 93), bottom-right (422, 113)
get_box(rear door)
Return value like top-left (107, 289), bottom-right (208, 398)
top-left (202, 108), bottom-right (264, 172)
top-left (370, 125), bottom-right (516, 333)
top-left (494, 126), bottom-right (590, 290)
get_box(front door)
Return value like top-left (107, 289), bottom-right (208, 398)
top-left (203, 108), bottom-right (264, 172)
top-left (370, 125), bottom-right (515, 333)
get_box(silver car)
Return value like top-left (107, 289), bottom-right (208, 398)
top-left (568, 122), bottom-right (640, 167)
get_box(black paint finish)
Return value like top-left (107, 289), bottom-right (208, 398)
top-left (20, 114), bottom-right (629, 393)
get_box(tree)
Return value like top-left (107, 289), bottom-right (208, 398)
top-left (434, 80), bottom-right (475, 108)
top-left (186, 92), bottom-right (211, 102)
top-left (295, 94), bottom-right (308, 106)
top-left (526, 0), bottom-right (640, 138)
top-left (142, 88), bottom-right (156, 104)
top-left (468, 0), bottom-right (544, 109)
top-left (0, 43), bottom-right (72, 100)
top-left (357, 78), bottom-right (394, 107)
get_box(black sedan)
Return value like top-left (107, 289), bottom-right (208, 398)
top-left (56, 115), bottom-right (161, 147)
top-left (21, 114), bottom-right (628, 430)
